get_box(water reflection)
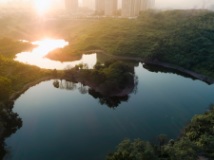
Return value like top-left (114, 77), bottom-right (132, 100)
top-left (15, 39), bottom-right (97, 69)
top-left (52, 80), bottom-right (135, 108)
top-left (4, 63), bottom-right (214, 160)
top-left (143, 64), bottom-right (197, 81)
top-left (0, 102), bottom-right (22, 159)
top-left (53, 80), bottom-right (134, 108)
top-left (53, 80), bottom-right (89, 94)
top-left (88, 89), bottom-right (129, 108)
top-left (52, 61), bottom-right (138, 108)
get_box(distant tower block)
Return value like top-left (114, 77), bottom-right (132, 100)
top-left (105, 0), bottom-right (118, 16)
top-left (122, 0), bottom-right (141, 17)
top-left (65, 0), bottom-right (79, 13)
top-left (122, 0), bottom-right (155, 17)
top-left (95, 0), bottom-right (118, 16)
top-left (141, 0), bottom-right (155, 11)
top-left (82, 0), bottom-right (95, 10)
top-left (95, 0), bottom-right (105, 15)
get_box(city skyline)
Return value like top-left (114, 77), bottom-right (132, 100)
top-left (0, 0), bottom-right (213, 10)
top-left (105, 0), bottom-right (117, 16)
top-left (65, 0), bottom-right (78, 12)
top-left (122, 0), bottom-right (154, 17)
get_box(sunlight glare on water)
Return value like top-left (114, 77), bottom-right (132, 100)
top-left (15, 39), bottom-right (97, 70)
top-left (32, 39), bottom-right (68, 58)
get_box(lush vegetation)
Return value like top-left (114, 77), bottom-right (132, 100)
top-left (0, 38), bottom-right (52, 159)
top-left (62, 61), bottom-right (137, 108)
top-left (51, 10), bottom-right (214, 79)
top-left (0, 9), bottom-right (214, 160)
top-left (107, 105), bottom-right (214, 160)
top-left (0, 38), bottom-right (51, 101)
top-left (1, 10), bottom-right (213, 78)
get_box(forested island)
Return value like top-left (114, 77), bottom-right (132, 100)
top-left (0, 9), bottom-right (214, 159)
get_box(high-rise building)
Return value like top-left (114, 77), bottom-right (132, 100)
top-left (65, 0), bottom-right (79, 13)
top-left (122, 0), bottom-right (155, 17)
top-left (122, 0), bottom-right (141, 17)
top-left (141, 0), bottom-right (155, 11)
top-left (95, 0), bottom-right (105, 15)
top-left (105, 0), bottom-right (118, 16)
top-left (82, 0), bottom-right (95, 10)
top-left (95, 0), bottom-right (118, 16)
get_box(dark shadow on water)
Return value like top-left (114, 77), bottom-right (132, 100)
top-left (0, 101), bottom-right (22, 159)
top-left (88, 89), bottom-right (129, 108)
top-left (143, 64), bottom-right (197, 80)
top-left (52, 78), bottom-right (137, 109)
top-left (52, 61), bottom-right (138, 108)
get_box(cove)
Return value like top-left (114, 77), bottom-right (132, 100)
top-left (4, 63), bottom-right (214, 160)
top-left (15, 39), bottom-right (97, 69)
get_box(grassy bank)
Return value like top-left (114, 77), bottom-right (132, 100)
top-left (0, 38), bottom-right (52, 101)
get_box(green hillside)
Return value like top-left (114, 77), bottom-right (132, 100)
top-left (56, 10), bottom-right (214, 78)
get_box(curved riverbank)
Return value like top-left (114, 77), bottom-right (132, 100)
top-left (0, 75), bottom-right (56, 159)
top-left (85, 50), bottom-right (214, 84)
top-left (9, 76), bottom-right (54, 102)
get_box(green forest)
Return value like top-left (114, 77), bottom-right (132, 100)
top-left (0, 38), bottom-right (51, 101)
top-left (107, 105), bottom-right (214, 160)
top-left (50, 10), bottom-right (214, 79)
top-left (0, 38), bottom-right (52, 158)
top-left (0, 9), bottom-right (214, 160)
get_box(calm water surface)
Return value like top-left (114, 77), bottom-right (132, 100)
top-left (5, 39), bottom-right (214, 160)
top-left (4, 63), bottom-right (214, 160)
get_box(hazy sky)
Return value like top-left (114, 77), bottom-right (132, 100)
top-left (0, 0), bottom-right (213, 10)
top-left (80, 0), bottom-right (213, 9)
top-left (155, 0), bottom-right (213, 9)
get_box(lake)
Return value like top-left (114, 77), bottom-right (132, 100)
top-left (15, 39), bottom-right (97, 69)
top-left (4, 39), bottom-right (214, 160)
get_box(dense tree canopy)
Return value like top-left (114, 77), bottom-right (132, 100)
top-left (51, 10), bottom-right (214, 79)
top-left (107, 105), bottom-right (214, 160)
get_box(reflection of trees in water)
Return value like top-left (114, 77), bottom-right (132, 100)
top-left (143, 64), bottom-right (196, 80)
top-left (88, 89), bottom-right (129, 108)
top-left (53, 61), bottom-right (139, 108)
top-left (52, 76), bottom-right (138, 108)
top-left (78, 84), bottom-right (88, 94)
top-left (53, 80), bottom-right (78, 91)
top-left (133, 75), bottom-right (138, 94)
top-left (53, 80), bottom-right (89, 94)
top-left (0, 101), bottom-right (22, 159)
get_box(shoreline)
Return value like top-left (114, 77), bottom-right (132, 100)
top-left (9, 76), bottom-right (54, 102)
top-left (0, 76), bottom-right (54, 159)
top-left (85, 50), bottom-right (214, 84)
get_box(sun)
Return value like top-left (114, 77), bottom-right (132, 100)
top-left (33, 0), bottom-right (51, 16)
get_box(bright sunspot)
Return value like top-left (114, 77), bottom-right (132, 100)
top-left (33, 0), bottom-right (51, 16)
top-left (15, 39), bottom-right (97, 70)
top-left (32, 39), bottom-right (69, 57)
